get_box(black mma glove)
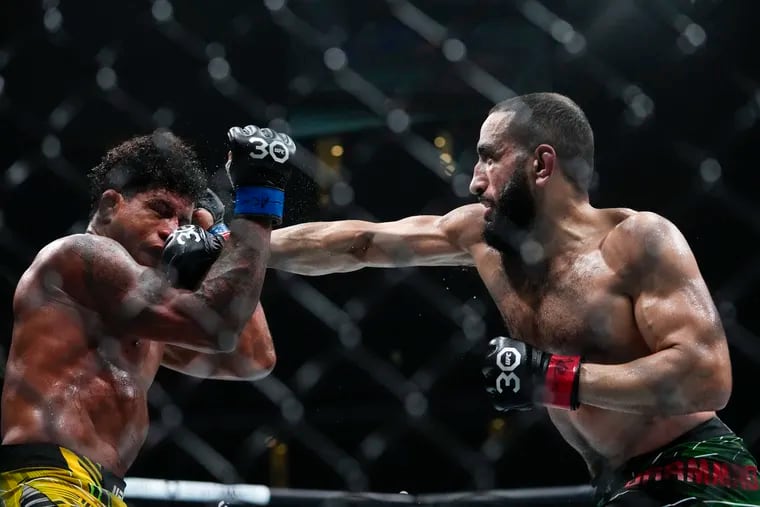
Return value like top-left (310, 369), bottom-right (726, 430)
top-left (482, 336), bottom-right (582, 411)
top-left (161, 224), bottom-right (224, 290)
top-left (225, 125), bottom-right (296, 225)
top-left (196, 187), bottom-right (230, 239)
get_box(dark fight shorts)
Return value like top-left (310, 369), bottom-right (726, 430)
top-left (0, 443), bottom-right (127, 507)
top-left (592, 417), bottom-right (760, 506)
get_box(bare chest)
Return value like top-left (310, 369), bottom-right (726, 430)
top-left (93, 335), bottom-right (165, 393)
top-left (481, 252), bottom-right (642, 361)
top-left (68, 300), bottom-right (164, 383)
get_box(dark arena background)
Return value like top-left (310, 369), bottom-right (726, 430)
top-left (2, 1), bottom-right (760, 506)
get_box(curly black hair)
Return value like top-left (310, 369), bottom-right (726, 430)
top-left (88, 130), bottom-right (207, 213)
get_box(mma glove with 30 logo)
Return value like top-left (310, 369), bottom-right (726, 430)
top-left (482, 336), bottom-right (582, 411)
top-left (161, 224), bottom-right (224, 290)
top-left (226, 125), bottom-right (296, 225)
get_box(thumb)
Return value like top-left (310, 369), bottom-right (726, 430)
top-left (193, 208), bottom-right (214, 230)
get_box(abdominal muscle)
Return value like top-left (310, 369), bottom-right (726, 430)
top-left (548, 406), bottom-right (716, 475)
top-left (1, 364), bottom-right (152, 477)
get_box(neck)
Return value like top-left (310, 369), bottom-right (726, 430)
top-left (524, 193), bottom-right (595, 259)
top-left (86, 217), bottom-right (103, 236)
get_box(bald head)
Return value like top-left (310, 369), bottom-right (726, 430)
top-left (490, 92), bottom-right (594, 191)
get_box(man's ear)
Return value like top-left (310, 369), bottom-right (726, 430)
top-left (97, 189), bottom-right (123, 224)
top-left (534, 144), bottom-right (556, 186)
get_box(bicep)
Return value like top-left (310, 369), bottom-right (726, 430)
top-left (357, 205), bottom-right (482, 267)
top-left (629, 228), bottom-right (732, 407)
top-left (634, 271), bottom-right (723, 354)
top-left (627, 218), bottom-right (726, 357)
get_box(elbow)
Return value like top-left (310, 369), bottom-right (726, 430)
top-left (689, 357), bottom-right (732, 412)
top-left (713, 389), bottom-right (731, 412)
top-left (238, 349), bottom-right (276, 381)
top-left (696, 384), bottom-right (731, 413)
top-left (256, 348), bottom-right (277, 378)
top-left (654, 358), bottom-right (731, 415)
top-left (703, 367), bottom-right (732, 412)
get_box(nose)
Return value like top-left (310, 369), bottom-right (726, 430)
top-left (158, 217), bottom-right (180, 242)
top-left (469, 162), bottom-right (487, 196)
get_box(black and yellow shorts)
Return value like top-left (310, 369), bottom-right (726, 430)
top-left (0, 443), bottom-right (127, 507)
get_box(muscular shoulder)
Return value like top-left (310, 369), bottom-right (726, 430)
top-left (438, 203), bottom-right (486, 250)
top-left (28, 234), bottom-right (128, 276)
top-left (15, 234), bottom-right (138, 310)
top-left (602, 211), bottom-right (694, 283)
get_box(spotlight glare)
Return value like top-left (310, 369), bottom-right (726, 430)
top-left (330, 144), bottom-right (344, 157)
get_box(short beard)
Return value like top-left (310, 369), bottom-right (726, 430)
top-left (482, 164), bottom-right (536, 254)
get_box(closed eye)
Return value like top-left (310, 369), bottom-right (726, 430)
top-left (148, 199), bottom-right (175, 219)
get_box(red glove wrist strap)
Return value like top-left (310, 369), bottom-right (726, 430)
top-left (544, 355), bottom-right (582, 410)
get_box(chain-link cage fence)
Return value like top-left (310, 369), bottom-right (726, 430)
top-left (1, 0), bottom-right (760, 505)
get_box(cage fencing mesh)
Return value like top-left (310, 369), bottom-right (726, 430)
top-left (1, 0), bottom-right (760, 505)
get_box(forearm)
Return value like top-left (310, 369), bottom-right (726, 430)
top-left (270, 221), bottom-right (373, 275)
top-left (162, 304), bottom-right (275, 380)
top-left (578, 347), bottom-right (726, 415)
top-left (183, 218), bottom-right (271, 348)
top-left (271, 215), bottom-right (473, 275)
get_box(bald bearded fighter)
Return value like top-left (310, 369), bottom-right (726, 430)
top-left (268, 93), bottom-right (760, 505)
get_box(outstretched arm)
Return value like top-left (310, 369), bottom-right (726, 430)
top-left (161, 303), bottom-right (275, 380)
top-left (269, 203), bottom-right (485, 275)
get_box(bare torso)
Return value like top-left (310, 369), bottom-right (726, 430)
top-left (1, 237), bottom-right (166, 476)
top-left (470, 208), bottom-right (713, 475)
